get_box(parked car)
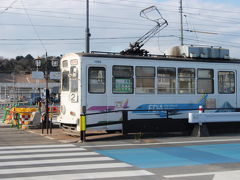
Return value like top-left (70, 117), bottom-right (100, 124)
top-left (30, 97), bottom-right (42, 105)
top-left (49, 97), bottom-right (60, 103)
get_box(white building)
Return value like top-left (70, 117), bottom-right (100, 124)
top-left (0, 73), bottom-right (60, 101)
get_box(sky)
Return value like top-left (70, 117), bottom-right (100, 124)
top-left (0, 0), bottom-right (240, 59)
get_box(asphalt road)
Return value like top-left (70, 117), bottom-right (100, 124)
top-left (1, 125), bottom-right (240, 180)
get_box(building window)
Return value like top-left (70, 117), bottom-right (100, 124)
top-left (136, 66), bottom-right (155, 94)
top-left (178, 68), bottom-right (195, 94)
top-left (112, 66), bottom-right (133, 94)
top-left (218, 71), bottom-right (235, 94)
top-left (62, 71), bottom-right (69, 91)
top-left (197, 69), bottom-right (214, 94)
top-left (88, 67), bottom-right (106, 93)
top-left (157, 67), bottom-right (176, 94)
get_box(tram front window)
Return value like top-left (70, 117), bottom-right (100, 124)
top-left (70, 66), bottom-right (78, 92)
top-left (62, 71), bottom-right (69, 91)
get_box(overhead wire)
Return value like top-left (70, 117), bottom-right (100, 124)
top-left (1, 0), bottom-right (240, 56)
top-left (98, 0), bottom-right (240, 15)
top-left (20, 0), bottom-right (47, 52)
top-left (0, 0), bottom-right (18, 15)
top-left (0, 35), bottom-right (176, 41)
top-left (2, 1), bottom-right (240, 23)
top-left (1, 4), bottom-right (240, 30)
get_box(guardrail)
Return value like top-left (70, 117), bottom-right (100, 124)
top-left (79, 107), bottom-right (240, 142)
top-left (0, 101), bottom-right (30, 110)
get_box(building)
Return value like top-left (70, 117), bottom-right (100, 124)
top-left (0, 73), bottom-right (60, 101)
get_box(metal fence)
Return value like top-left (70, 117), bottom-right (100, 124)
top-left (79, 107), bottom-right (240, 142)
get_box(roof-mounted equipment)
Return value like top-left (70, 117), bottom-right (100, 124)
top-left (121, 6), bottom-right (168, 56)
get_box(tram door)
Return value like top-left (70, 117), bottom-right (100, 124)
top-left (217, 70), bottom-right (237, 108)
top-left (86, 66), bottom-right (107, 128)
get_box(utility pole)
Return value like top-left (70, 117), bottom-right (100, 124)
top-left (85, 0), bottom-right (90, 53)
top-left (44, 52), bottom-right (49, 134)
top-left (35, 53), bottom-right (59, 134)
top-left (180, 0), bottom-right (184, 46)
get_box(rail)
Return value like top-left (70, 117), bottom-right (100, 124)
top-left (79, 107), bottom-right (240, 142)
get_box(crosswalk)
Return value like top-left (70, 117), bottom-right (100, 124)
top-left (0, 144), bottom-right (153, 179)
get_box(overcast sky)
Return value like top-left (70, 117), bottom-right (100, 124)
top-left (0, 0), bottom-right (240, 59)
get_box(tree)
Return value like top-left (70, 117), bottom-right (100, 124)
top-left (25, 54), bottom-right (34, 61)
top-left (15, 56), bottom-right (24, 61)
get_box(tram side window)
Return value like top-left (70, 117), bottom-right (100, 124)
top-left (197, 69), bottom-right (214, 94)
top-left (178, 68), bottom-right (195, 94)
top-left (88, 67), bottom-right (106, 93)
top-left (157, 67), bottom-right (176, 94)
top-left (136, 66), bottom-right (155, 94)
top-left (218, 71), bottom-right (235, 94)
top-left (70, 66), bottom-right (78, 92)
top-left (112, 66), bottom-right (133, 94)
top-left (62, 71), bottom-right (69, 91)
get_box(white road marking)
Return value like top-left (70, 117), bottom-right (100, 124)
top-left (0, 147), bottom-right (85, 154)
top-left (0, 144), bottom-right (75, 150)
top-left (164, 169), bottom-right (240, 180)
top-left (0, 156), bottom-right (114, 166)
top-left (0, 163), bottom-right (132, 174)
top-left (81, 138), bottom-right (240, 148)
top-left (0, 170), bottom-right (153, 180)
top-left (0, 152), bottom-right (98, 160)
top-left (45, 136), bottom-right (55, 140)
top-left (0, 143), bottom-right (154, 179)
top-left (213, 171), bottom-right (240, 180)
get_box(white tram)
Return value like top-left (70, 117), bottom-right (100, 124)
top-left (57, 46), bottom-right (240, 132)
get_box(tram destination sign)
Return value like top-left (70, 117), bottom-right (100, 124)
top-left (114, 78), bottom-right (132, 93)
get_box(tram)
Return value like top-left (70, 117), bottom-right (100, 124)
top-left (57, 46), bottom-right (240, 132)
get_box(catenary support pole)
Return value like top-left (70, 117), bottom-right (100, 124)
top-left (45, 52), bottom-right (49, 134)
top-left (85, 0), bottom-right (90, 53)
top-left (180, 0), bottom-right (184, 46)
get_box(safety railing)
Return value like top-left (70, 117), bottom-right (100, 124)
top-left (79, 107), bottom-right (240, 142)
top-left (0, 101), bottom-right (30, 110)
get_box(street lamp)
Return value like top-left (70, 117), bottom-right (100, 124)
top-left (51, 58), bottom-right (59, 67)
top-left (35, 53), bottom-right (59, 134)
top-left (35, 56), bottom-right (42, 67)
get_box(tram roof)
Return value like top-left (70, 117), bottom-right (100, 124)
top-left (75, 52), bottom-right (240, 64)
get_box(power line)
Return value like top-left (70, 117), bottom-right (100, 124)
top-left (183, 36), bottom-right (240, 48)
top-left (0, 23), bottom-right (152, 30)
top-left (4, 10), bottom-right (240, 30)
top-left (2, 3), bottom-right (240, 28)
top-left (20, 0), bottom-right (47, 52)
top-left (0, 0), bottom-right (18, 15)
top-left (115, 0), bottom-right (240, 15)
top-left (0, 35), bottom-right (176, 41)
top-left (3, 1), bottom-right (240, 23)
top-left (88, 0), bottom-right (240, 24)
top-left (0, 6), bottom-right (142, 22)
top-left (183, 5), bottom-right (240, 15)
top-left (1, 11), bottom-right (155, 27)
top-left (184, 12), bottom-right (240, 24)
